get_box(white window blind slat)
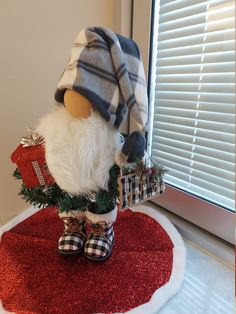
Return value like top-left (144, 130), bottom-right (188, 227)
top-left (156, 105), bottom-right (235, 120)
top-left (157, 49), bottom-right (235, 66)
top-left (160, 0), bottom-right (207, 14)
top-left (158, 28), bottom-right (235, 56)
top-left (158, 34), bottom-right (235, 52)
top-left (159, 171), bottom-right (234, 210)
top-left (150, 0), bottom-right (235, 210)
top-left (153, 142), bottom-right (234, 179)
top-left (152, 155), bottom-right (234, 199)
top-left (153, 140), bottom-right (235, 173)
top-left (156, 62), bottom-right (235, 74)
top-left (157, 73), bottom-right (235, 84)
top-left (194, 152), bottom-right (234, 172)
top-left (155, 91), bottom-right (235, 104)
top-left (159, 14), bottom-right (234, 36)
top-left (160, 0), bottom-right (230, 14)
top-left (160, 1), bottom-right (234, 24)
top-left (153, 126), bottom-right (235, 148)
top-left (155, 99), bottom-right (234, 113)
top-left (153, 113), bottom-right (235, 131)
top-left (153, 123), bottom-right (235, 150)
top-left (153, 131), bottom-right (235, 166)
top-left (155, 107), bottom-right (197, 118)
top-left (189, 176), bottom-right (234, 200)
top-left (160, 2), bottom-right (207, 24)
top-left (156, 82), bottom-right (235, 93)
top-left (153, 156), bottom-right (234, 195)
top-left (152, 154), bottom-right (235, 198)
top-left (159, 13), bottom-right (207, 33)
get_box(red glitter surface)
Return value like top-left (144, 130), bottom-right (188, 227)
top-left (0, 208), bottom-right (173, 314)
top-left (11, 144), bottom-right (55, 188)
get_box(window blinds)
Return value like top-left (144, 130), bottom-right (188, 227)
top-left (151, 0), bottom-right (235, 210)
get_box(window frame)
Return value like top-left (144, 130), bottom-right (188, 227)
top-left (132, 0), bottom-right (235, 244)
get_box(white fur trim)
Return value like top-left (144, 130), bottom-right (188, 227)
top-left (124, 205), bottom-right (186, 314)
top-left (0, 302), bottom-right (14, 313)
top-left (0, 207), bottom-right (39, 241)
top-left (85, 206), bottom-right (118, 224)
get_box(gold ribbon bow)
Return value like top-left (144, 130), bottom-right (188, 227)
top-left (21, 127), bottom-right (44, 147)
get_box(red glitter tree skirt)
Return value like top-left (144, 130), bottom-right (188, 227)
top-left (0, 206), bottom-right (185, 314)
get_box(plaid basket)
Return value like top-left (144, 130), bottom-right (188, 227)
top-left (118, 159), bottom-right (166, 209)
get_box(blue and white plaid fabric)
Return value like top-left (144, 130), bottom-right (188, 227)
top-left (55, 26), bottom-right (148, 131)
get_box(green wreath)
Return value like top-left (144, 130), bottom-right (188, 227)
top-left (13, 165), bottom-right (120, 215)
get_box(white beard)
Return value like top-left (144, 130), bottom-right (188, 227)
top-left (37, 106), bottom-right (121, 196)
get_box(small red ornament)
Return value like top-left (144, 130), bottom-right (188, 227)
top-left (11, 143), bottom-right (55, 188)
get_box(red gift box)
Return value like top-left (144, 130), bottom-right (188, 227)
top-left (11, 143), bottom-right (55, 188)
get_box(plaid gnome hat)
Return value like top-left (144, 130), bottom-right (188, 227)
top-left (55, 26), bottom-right (148, 131)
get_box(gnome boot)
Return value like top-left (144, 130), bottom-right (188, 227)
top-left (58, 215), bottom-right (87, 256)
top-left (84, 206), bottom-right (117, 261)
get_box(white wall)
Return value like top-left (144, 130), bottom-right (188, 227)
top-left (0, 0), bottom-right (116, 224)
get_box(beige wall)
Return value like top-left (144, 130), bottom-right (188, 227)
top-left (0, 0), bottom-right (118, 224)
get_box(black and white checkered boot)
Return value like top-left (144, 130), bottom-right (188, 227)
top-left (84, 206), bottom-right (117, 261)
top-left (58, 214), bottom-right (87, 256)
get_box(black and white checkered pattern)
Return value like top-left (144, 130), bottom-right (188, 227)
top-left (120, 172), bottom-right (165, 209)
top-left (58, 232), bottom-right (86, 255)
top-left (84, 223), bottom-right (114, 261)
top-left (55, 27), bottom-right (148, 131)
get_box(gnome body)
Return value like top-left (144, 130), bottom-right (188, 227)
top-left (37, 27), bottom-right (148, 261)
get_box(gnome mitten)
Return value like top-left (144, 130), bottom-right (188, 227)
top-left (122, 131), bottom-right (146, 163)
top-left (58, 216), bottom-right (87, 256)
top-left (84, 206), bottom-right (117, 261)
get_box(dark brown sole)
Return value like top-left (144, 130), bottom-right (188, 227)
top-left (57, 249), bottom-right (83, 256)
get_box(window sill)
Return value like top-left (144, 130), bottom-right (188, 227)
top-left (143, 201), bottom-right (234, 269)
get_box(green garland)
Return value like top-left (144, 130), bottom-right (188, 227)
top-left (13, 165), bottom-right (120, 214)
top-left (13, 157), bottom-right (166, 214)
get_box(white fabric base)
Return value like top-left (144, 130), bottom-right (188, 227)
top-left (85, 206), bottom-right (118, 224)
top-left (0, 204), bottom-right (185, 314)
top-left (0, 207), bottom-right (39, 241)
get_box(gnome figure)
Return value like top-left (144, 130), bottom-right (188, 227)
top-left (37, 27), bottom-right (148, 261)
